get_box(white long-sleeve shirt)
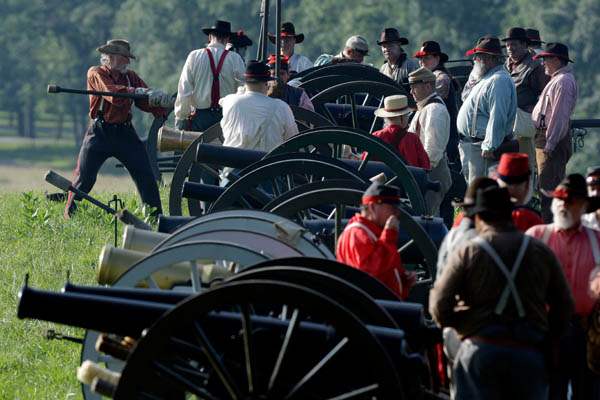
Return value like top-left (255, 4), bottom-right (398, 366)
top-left (174, 43), bottom-right (245, 120)
top-left (219, 90), bottom-right (299, 152)
top-left (409, 94), bottom-right (450, 167)
top-left (288, 53), bottom-right (313, 74)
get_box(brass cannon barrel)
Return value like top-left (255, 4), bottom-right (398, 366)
top-left (157, 125), bottom-right (205, 152)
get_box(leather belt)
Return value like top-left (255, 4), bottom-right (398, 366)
top-left (460, 135), bottom-right (484, 143)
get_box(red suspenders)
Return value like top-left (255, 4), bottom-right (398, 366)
top-left (206, 48), bottom-right (229, 110)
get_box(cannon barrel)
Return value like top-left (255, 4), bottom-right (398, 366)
top-left (181, 182), bottom-right (224, 203)
top-left (47, 85), bottom-right (147, 100)
top-left (17, 284), bottom-right (170, 338)
top-left (195, 144), bottom-right (439, 194)
top-left (158, 126), bottom-right (204, 152)
top-left (122, 225), bottom-right (168, 253)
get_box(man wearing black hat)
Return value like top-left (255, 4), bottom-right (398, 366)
top-left (266, 54), bottom-right (314, 111)
top-left (583, 166), bottom-right (600, 230)
top-left (64, 39), bottom-right (170, 218)
top-left (336, 181), bottom-right (416, 299)
top-left (431, 186), bottom-right (574, 400)
top-left (378, 28), bottom-right (419, 86)
top-left (502, 27), bottom-right (549, 174)
top-left (527, 174), bottom-right (600, 399)
top-left (226, 30), bottom-right (253, 61)
top-left (526, 28), bottom-right (544, 55)
top-left (457, 35), bottom-right (517, 183)
top-left (219, 61), bottom-right (298, 178)
top-left (268, 22), bottom-right (312, 75)
top-left (174, 20), bottom-right (245, 132)
top-left (532, 42), bottom-right (578, 223)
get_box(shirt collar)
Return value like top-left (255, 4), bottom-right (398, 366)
top-left (483, 64), bottom-right (504, 78)
top-left (552, 64), bottom-right (572, 77)
top-left (207, 42), bottom-right (225, 49)
top-left (553, 221), bottom-right (585, 234)
top-left (416, 93), bottom-right (437, 109)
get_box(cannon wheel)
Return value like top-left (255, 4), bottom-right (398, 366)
top-left (208, 154), bottom-right (369, 213)
top-left (310, 81), bottom-right (408, 130)
top-left (153, 210), bottom-right (334, 260)
top-left (80, 240), bottom-right (271, 400)
top-left (168, 123), bottom-right (223, 216)
top-left (145, 115), bottom-right (167, 182)
top-left (295, 63), bottom-right (399, 86)
top-left (267, 128), bottom-right (427, 215)
top-left (169, 108), bottom-right (334, 217)
top-left (225, 266), bottom-right (398, 328)
top-left (264, 185), bottom-right (438, 283)
top-left (113, 280), bottom-right (405, 399)
top-left (246, 257), bottom-right (399, 301)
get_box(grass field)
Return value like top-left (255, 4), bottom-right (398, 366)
top-left (0, 138), bottom-right (170, 398)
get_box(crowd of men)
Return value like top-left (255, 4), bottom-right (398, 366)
top-left (62, 16), bottom-right (600, 400)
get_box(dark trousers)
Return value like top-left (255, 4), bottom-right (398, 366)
top-left (549, 318), bottom-right (600, 400)
top-left (64, 120), bottom-right (162, 218)
top-left (535, 132), bottom-right (572, 223)
top-left (176, 108), bottom-right (222, 132)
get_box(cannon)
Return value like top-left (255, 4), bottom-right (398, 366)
top-left (19, 263), bottom-right (447, 399)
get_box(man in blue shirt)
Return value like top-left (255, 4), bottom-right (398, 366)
top-left (457, 36), bottom-right (517, 183)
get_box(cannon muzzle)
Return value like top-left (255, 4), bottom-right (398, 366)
top-left (122, 225), bottom-right (168, 253)
top-left (158, 126), bottom-right (203, 152)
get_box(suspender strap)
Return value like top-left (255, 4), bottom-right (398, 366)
top-left (585, 227), bottom-right (600, 267)
top-left (541, 224), bottom-right (553, 245)
top-left (472, 236), bottom-right (527, 317)
top-left (470, 84), bottom-right (484, 139)
top-left (495, 236), bottom-right (530, 315)
top-left (206, 49), bottom-right (229, 110)
top-left (345, 222), bottom-right (378, 242)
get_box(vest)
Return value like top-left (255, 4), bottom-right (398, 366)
top-left (283, 84), bottom-right (305, 107)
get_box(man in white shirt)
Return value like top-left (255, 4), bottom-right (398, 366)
top-left (583, 166), bottom-right (600, 230)
top-left (408, 67), bottom-right (452, 216)
top-left (268, 22), bottom-right (313, 76)
top-left (175, 20), bottom-right (245, 132)
top-left (220, 60), bottom-right (298, 154)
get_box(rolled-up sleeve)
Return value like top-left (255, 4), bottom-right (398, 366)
top-left (174, 51), bottom-right (198, 120)
top-left (429, 246), bottom-right (469, 328)
top-left (482, 78), bottom-right (516, 151)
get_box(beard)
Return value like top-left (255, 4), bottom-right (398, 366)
top-left (471, 60), bottom-right (489, 80)
top-left (551, 198), bottom-right (576, 229)
top-left (113, 64), bottom-right (129, 74)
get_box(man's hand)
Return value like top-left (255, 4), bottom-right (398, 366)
top-left (384, 215), bottom-right (399, 231)
top-left (148, 90), bottom-right (175, 108)
top-left (481, 149), bottom-right (495, 159)
top-left (133, 87), bottom-right (151, 96)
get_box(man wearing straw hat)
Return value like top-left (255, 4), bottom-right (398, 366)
top-left (64, 39), bottom-right (169, 219)
top-left (370, 95), bottom-right (430, 169)
top-left (408, 67), bottom-right (451, 216)
top-left (174, 20), bottom-right (246, 132)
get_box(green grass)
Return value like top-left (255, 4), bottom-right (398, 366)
top-left (0, 189), bottom-right (167, 399)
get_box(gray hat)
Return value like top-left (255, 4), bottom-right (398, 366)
top-left (408, 67), bottom-right (436, 84)
top-left (97, 39), bottom-right (136, 59)
top-left (345, 35), bottom-right (369, 54)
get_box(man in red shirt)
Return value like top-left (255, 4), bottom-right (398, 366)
top-left (65, 39), bottom-right (169, 218)
top-left (369, 95), bottom-right (430, 169)
top-left (526, 174), bottom-right (600, 399)
top-left (494, 153), bottom-right (543, 231)
top-left (336, 181), bottom-right (416, 299)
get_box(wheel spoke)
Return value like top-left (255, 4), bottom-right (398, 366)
top-left (326, 383), bottom-right (380, 400)
top-left (398, 239), bottom-right (414, 254)
top-left (189, 261), bottom-right (201, 292)
top-left (369, 97), bottom-right (384, 134)
top-left (239, 304), bottom-right (255, 394)
top-left (284, 337), bottom-right (349, 399)
top-left (154, 361), bottom-right (219, 400)
top-left (192, 321), bottom-right (242, 400)
top-left (146, 276), bottom-right (159, 289)
top-left (350, 95), bottom-right (358, 130)
top-left (357, 153), bottom-right (370, 172)
top-left (268, 308), bottom-right (300, 392)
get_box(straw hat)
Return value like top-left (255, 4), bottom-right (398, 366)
top-left (374, 95), bottom-right (413, 118)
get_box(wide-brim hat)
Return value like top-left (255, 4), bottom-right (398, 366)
top-left (497, 152), bottom-right (531, 184)
top-left (268, 22), bottom-right (304, 44)
top-left (362, 182), bottom-right (402, 206)
top-left (542, 174), bottom-right (589, 200)
top-left (230, 30), bottom-right (253, 48)
top-left (465, 36), bottom-right (503, 56)
top-left (501, 27), bottom-right (530, 44)
top-left (377, 28), bottom-right (409, 46)
top-left (202, 20), bottom-right (232, 36)
top-left (452, 177), bottom-right (498, 208)
top-left (533, 42), bottom-right (574, 63)
top-left (97, 39), bottom-right (136, 59)
top-left (374, 95), bottom-right (413, 118)
top-left (465, 186), bottom-right (514, 217)
top-left (414, 41), bottom-right (448, 63)
top-left (243, 60), bottom-right (276, 82)
top-left (408, 66), bottom-right (437, 85)
top-left (525, 28), bottom-right (544, 45)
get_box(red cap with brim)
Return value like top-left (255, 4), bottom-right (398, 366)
top-left (497, 153), bottom-right (530, 184)
top-left (465, 47), bottom-right (502, 56)
top-left (532, 52), bottom-right (574, 62)
top-left (362, 195), bottom-right (401, 206)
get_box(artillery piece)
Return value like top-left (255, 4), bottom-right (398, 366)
top-left (19, 257), bottom-right (448, 399)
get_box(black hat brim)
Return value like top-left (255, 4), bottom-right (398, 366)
top-left (268, 33), bottom-right (304, 44)
top-left (377, 38), bottom-right (409, 46)
top-left (501, 36), bottom-right (530, 44)
top-left (203, 27), bottom-right (232, 36)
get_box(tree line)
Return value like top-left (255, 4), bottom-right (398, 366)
top-left (2, 0), bottom-right (599, 157)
